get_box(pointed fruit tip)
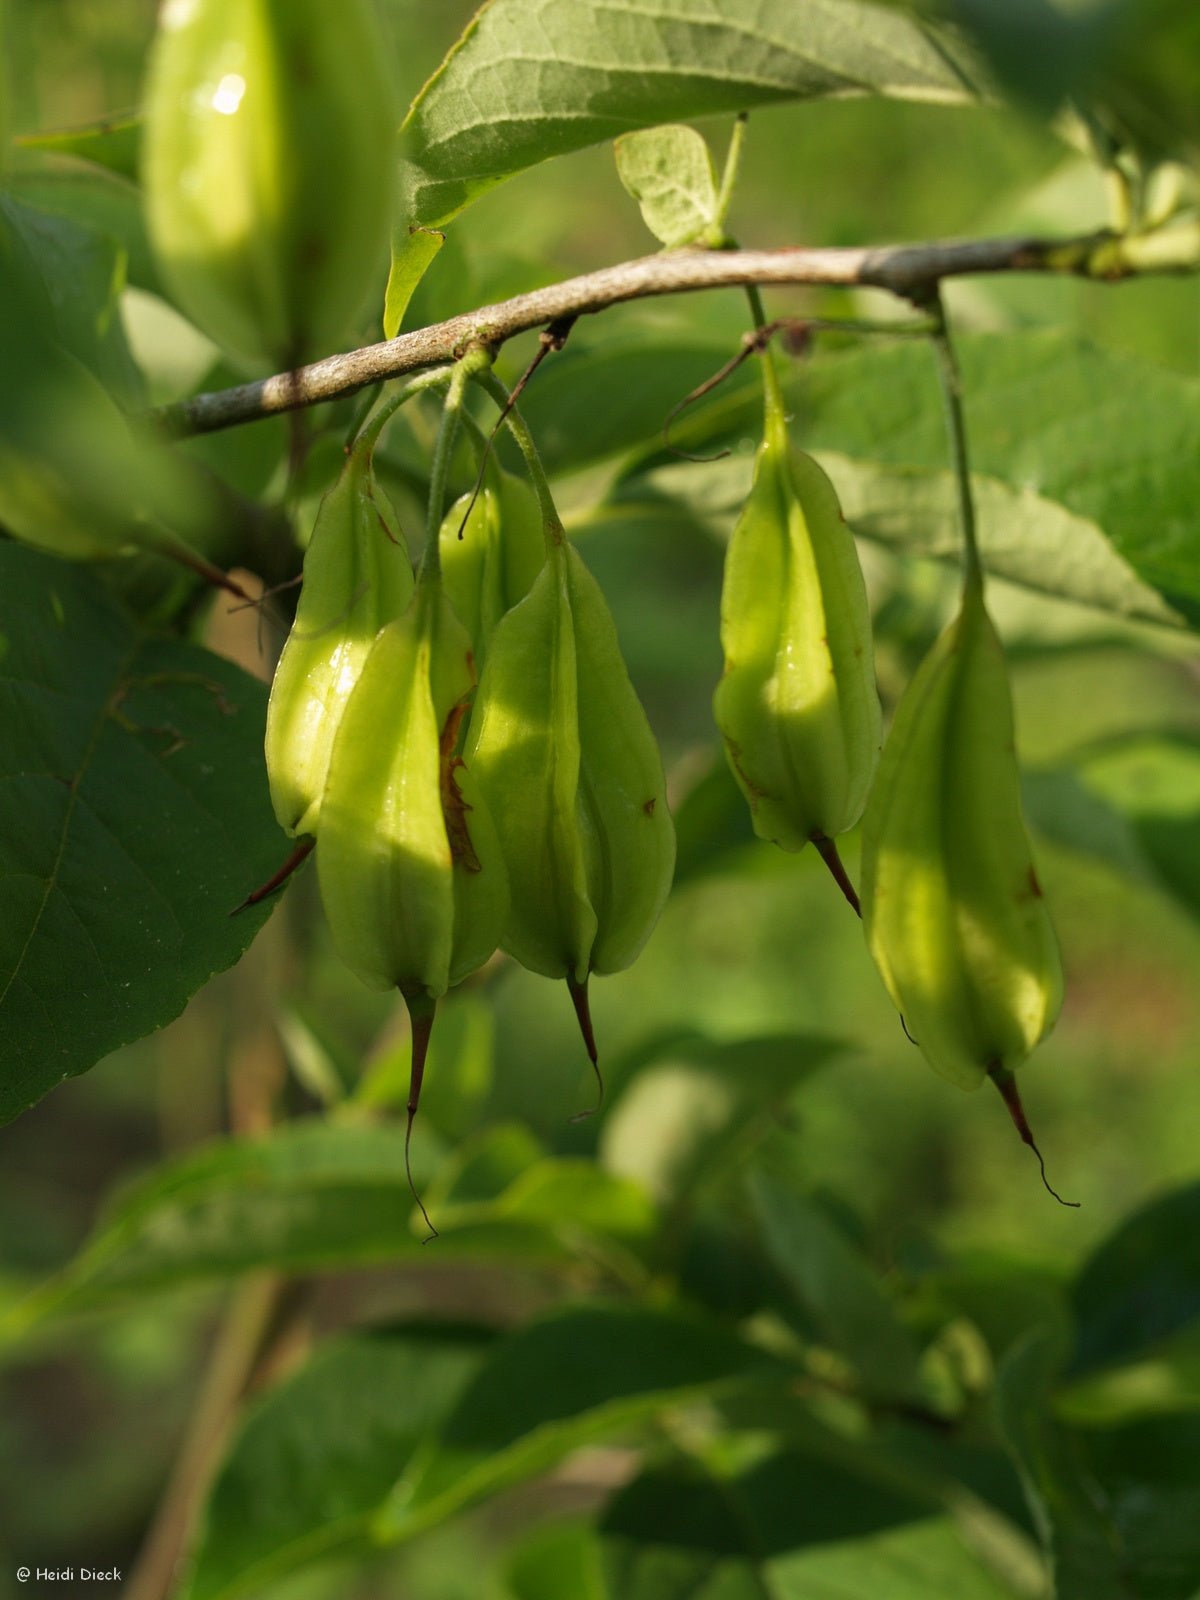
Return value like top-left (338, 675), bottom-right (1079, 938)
top-left (565, 973), bottom-right (604, 1121)
top-left (811, 833), bottom-right (861, 918)
top-left (402, 992), bottom-right (440, 1240)
top-left (988, 1062), bottom-right (1079, 1209)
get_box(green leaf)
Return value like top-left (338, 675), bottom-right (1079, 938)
top-left (0, 191), bottom-right (144, 404)
top-left (5, 1122), bottom-right (435, 1328)
top-left (0, 545), bottom-right (282, 1125)
top-left (426, 1122), bottom-right (547, 1208)
top-left (612, 436), bottom-right (1186, 631)
top-left (5, 1124), bottom-right (654, 1334)
top-left (916, 1251), bottom-right (1071, 1367)
top-left (600, 1033), bottom-right (842, 1205)
top-left (615, 125), bottom-right (722, 248)
top-left (1022, 769), bottom-right (1158, 890)
top-left (383, 225), bottom-right (445, 338)
top-left (401, 0), bottom-right (979, 230)
top-left (824, 452), bottom-right (1185, 628)
top-left (437, 1159), bottom-right (657, 1246)
top-left (997, 1329), bottom-right (1200, 1600)
top-left (16, 112), bottom-right (142, 184)
top-left (750, 1171), bottom-right (925, 1404)
top-left (953, 0), bottom-right (1115, 117)
top-left (184, 1326), bottom-right (488, 1600)
top-left (1074, 734), bottom-right (1200, 923)
top-left (1066, 1411), bottom-right (1200, 1600)
top-left (795, 331), bottom-right (1200, 624)
top-left (1071, 1180), bottom-right (1200, 1376)
top-left (507, 1522), bottom-right (608, 1600)
top-left (1057, 1326), bottom-right (1200, 1428)
top-left (600, 1461), bottom-right (761, 1600)
top-left (601, 325), bottom-right (1200, 626)
top-left (598, 1449), bottom-right (1023, 1600)
top-left (376, 1303), bottom-right (780, 1540)
top-left (8, 165), bottom-right (161, 296)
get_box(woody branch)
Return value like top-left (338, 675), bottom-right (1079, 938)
top-left (155, 224), bottom-right (1200, 439)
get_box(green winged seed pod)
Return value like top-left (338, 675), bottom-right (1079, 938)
top-left (317, 577), bottom-right (507, 1001)
top-left (317, 574), bottom-right (509, 1228)
top-left (439, 467), bottom-right (545, 673)
top-left (465, 535), bottom-right (676, 1063)
top-left (714, 397), bottom-right (880, 890)
top-left (142, 0), bottom-right (395, 369)
top-left (265, 438), bottom-right (414, 839)
top-left (860, 573), bottom-right (1063, 1099)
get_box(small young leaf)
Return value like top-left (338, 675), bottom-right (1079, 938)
top-left (383, 225), bottom-right (445, 338)
top-left (615, 124), bottom-right (722, 248)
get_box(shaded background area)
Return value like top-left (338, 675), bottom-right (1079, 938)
top-left (2, 2), bottom-right (1199, 1597)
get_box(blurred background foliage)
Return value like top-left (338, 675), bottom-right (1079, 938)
top-left (1, 2), bottom-right (1200, 1598)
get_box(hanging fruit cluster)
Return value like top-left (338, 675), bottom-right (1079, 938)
top-left (713, 324), bottom-right (1067, 1198)
top-left (259, 356), bottom-right (676, 1227)
top-left (131, 11), bottom-right (1068, 1223)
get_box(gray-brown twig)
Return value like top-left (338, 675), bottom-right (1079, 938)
top-left (153, 226), bottom-right (1200, 439)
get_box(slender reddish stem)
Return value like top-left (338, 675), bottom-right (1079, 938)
top-left (811, 832), bottom-right (861, 917)
top-left (988, 1062), bottom-right (1079, 1209)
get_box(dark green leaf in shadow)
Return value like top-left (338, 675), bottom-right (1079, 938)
top-left (953, 0), bottom-right (1117, 116)
top-left (518, 334), bottom-right (759, 477)
top-left (996, 1328), bottom-right (1125, 1600)
top-left (0, 546), bottom-right (283, 1125)
top-left (915, 1250), bottom-right (1072, 1367)
top-left (1022, 768), bottom-right (1157, 889)
top-left (600, 1447), bottom-right (1022, 1599)
top-left (6, 164), bottom-right (160, 295)
top-left (377, 1303), bottom-right (780, 1539)
top-left (670, 750), bottom-right (760, 884)
top-left (999, 1327), bottom-right (1200, 1600)
top-left (1071, 1180), bottom-right (1200, 1376)
top-left (1057, 1325), bottom-right (1200, 1428)
top-left (184, 1325), bottom-right (490, 1600)
top-left (0, 191), bottom-right (144, 404)
top-left (610, 425), bottom-right (1188, 629)
top-left (750, 1171), bottom-right (925, 1404)
top-left (601, 1461), bottom-right (760, 1600)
